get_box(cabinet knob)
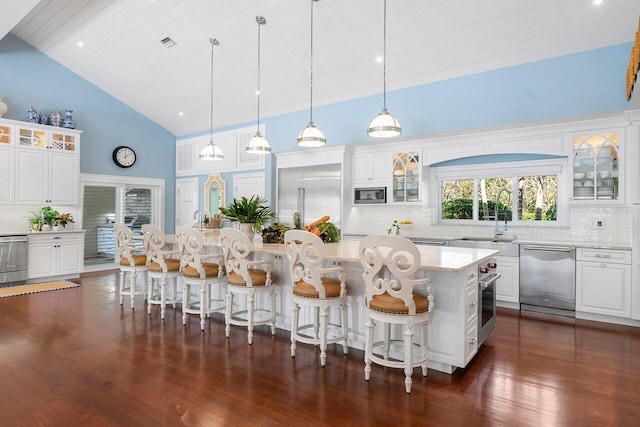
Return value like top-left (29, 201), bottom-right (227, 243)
top-left (469, 301), bottom-right (477, 307)
top-left (468, 337), bottom-right (477, 344)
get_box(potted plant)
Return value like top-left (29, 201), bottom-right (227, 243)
top-left (40, 206), bottom-right (59, 231)
top-left (53, 212), bottom-right (75, 230)
top-left (27, 211), bottom-right (43, 232)
top-left (218, 195), bottom-right (275, 239)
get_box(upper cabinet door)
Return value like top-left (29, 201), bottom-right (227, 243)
top-left (352, 151), bottom-right (389, 186)
top-left (570, 128), bottom-right (624, 205)
top-left (391, 151), bottom-right (421, 203)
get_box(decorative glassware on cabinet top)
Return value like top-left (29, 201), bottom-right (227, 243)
top-left (0, 98), bottom-right (7, 118)
top-left (27, 105), bottom-right (38, 123)
top-left (49, 108), bottom-right (63, 127)
top-left (62, 109), bottom-right (76, 129)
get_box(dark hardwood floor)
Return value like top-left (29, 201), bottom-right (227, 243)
top-left (1, 270), bottom-right (639, 426)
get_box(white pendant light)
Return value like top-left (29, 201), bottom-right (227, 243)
top-left (199, 38), bottom-right (224, 160)
top-left (246, 16), bottom-right (271, 154)
top-left (297, 0), bottom-right (326, 148)
top-left (367, 0), bottom-right (401, 138)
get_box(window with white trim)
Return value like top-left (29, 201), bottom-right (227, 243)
top-left (433, 160), bottom-right (565, 226)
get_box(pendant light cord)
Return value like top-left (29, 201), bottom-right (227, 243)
top-left (383, 0), bottom-right (387, 110)
top-left (256, 17), bottom-right (263, 132)
top-left (309, 0), bottom-right (315, 123)
top-left (210, 38), bottom-right (215, 141)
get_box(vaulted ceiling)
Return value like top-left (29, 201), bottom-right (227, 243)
top-left (9, 0), bottom-right (640, 136)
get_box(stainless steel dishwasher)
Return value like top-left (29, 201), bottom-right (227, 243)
top-left (0, 235), bottom-right (28, 286)
top-left (519, 245), bottom-right (576, 317)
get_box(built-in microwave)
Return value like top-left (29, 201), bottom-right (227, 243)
top-left (354, 187), bottom-right (387, 204)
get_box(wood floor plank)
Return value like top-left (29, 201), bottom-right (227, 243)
top-left (0, 270), bottom-right (639, 426)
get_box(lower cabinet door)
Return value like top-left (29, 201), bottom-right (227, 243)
top-left (28, 242), bottom-right (56, 279)
top-left (576, 261), bottom-right (631, 318)
top-left (496, 257), bottom-right (519, 303)
top-left (58, 241), bottom-right (82, 275)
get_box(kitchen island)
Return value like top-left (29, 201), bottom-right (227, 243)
top-left (207, 236), bottom-right (498, 374)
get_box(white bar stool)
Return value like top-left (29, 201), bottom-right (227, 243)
top-left (114, 223), bottom-right (148, 309)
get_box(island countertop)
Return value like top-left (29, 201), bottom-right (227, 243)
top-left (252, 240), bottom-right (499, 272)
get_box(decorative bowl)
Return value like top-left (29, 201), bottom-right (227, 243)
top-left (573, 172), bottom-right (585, 179)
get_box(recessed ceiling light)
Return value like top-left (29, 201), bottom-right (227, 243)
top-left (77, 41), bottom-right (84, 47)
top-left (179, 112), bottom-right (184, 116)
top-left (255, 90), bottom-right (260, 95)
top-left (592, 0), bottom-right (603, 5)
top-left (376, 55), bottom-right (383, 63)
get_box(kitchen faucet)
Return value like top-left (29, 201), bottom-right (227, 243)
top-left (494, 189), bottom-right (509, 238)
top-left (194, 210), bottom-right (202, 230)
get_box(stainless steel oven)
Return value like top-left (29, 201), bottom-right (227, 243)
top-left (478, 258), bottom-right (500, 345)
top-left (0, 235), bottom-right (28, 286)
top-left (354, 187), bottom-right (386, 204)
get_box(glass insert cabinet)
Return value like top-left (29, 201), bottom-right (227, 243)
top-left (571, 130), bottom-right (622, 202)
top-left (392, 151), bottom-right (420, 203)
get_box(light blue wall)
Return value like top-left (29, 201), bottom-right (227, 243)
top-left (0, 34), bottom-right (177, 230)
top-left (181, 43), bottom-right (633, 207)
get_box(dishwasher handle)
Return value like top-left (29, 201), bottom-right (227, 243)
top-left (522, 245), bottom-right (573, 253)
top-left (0, 236), bottom-right (28, 243)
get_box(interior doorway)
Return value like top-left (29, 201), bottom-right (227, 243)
top-left (80, 174), bottom-right (165, 270)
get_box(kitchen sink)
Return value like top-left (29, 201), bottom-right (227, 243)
top-left (451, 238), bottom-right (520, 257)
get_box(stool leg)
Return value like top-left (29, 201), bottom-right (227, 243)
top-left (319, 305), bottom-right (328, 367)
top-left (147, 276), bottom-right (153, 315)
top-left (383, 322), bottom-right (391, 360)
top-left (291, 301), bottom-right (299, 357)
top-left (313, 306), bottom-right (319, 339)
top-left (160, 277), bottom-right (167, 320)
top-left (182, 283), bottom-right (190, 325)
top-left (119, 270), bottom-right (125, 305)
top-left (421, 321), bottom-right (429, 377)
top-left (225, 290), bottom-right (233, 338)
top-left (172, 279), bottom-right (178, 308)
top-left (341, 301), bottom-right (349, 355)
top-left (130, 271), bottom-right (137, 309)
top-left (199, 285), bottom-right (206, 331)
top-left (270, 288), bottom-right (277, 335)
top-left (404, 323), bottom-right (415, 394)
top-left (247, 290), bottom-right (255, 345)
top-left (364, 318), bottom-right (374, 381)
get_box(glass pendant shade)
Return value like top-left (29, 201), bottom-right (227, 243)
top-left (200, 37), bottom-right (224, 160)
top-left (246, 131), bottom-right (271, 154)
top-left (199, 139), bottom-right (224, 160)
top-left (368, 0), bottom-right (401, 139)
top-left (297, 0), bottom-right (326, 148)
top-left (297, 121), bottom-right (326, 147)
top-left (367, 108), bottom-right (401, 138)
top-left (246, 16), bottom-right (271, 155)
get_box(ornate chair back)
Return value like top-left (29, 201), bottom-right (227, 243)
top-left (141, 224), bottom-right (177, 272)
top-left (176, 226), bottom-right (214, 279)
top-left (359, 235), bottom-right (428, 315)
top-left (220, 228), bottom-right (261, 287)
top-left (284, 229), bottom-right (331, 299)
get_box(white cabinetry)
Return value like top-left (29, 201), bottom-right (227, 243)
top-left (0, 118), bottom-right (81, 207)
top-left (570, 128), bottom-right (624, 204)
top-left (576, 248), bottom-right (631, 319)
top-left (15, 149), bottom-right (78, 205)
top-left (496, 256), bottom-right (519, 307)
top-left (391, 151), bottom-right (421, 203)
top-left (352, 151), bottom-right (389, 186)
top-left (28, 232), bottom-right (84, 280)
top-left (0, 146), bottom-right (14, 205)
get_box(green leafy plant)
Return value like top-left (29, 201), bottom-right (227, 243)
top-left (40, 206), bottom-right (60, 226)
top-left (261, 222), bottom-right (291, 243)
top-left (54, 212), bottom-right (75, 227)
top-left (218, 195), bottom-right (275, 230)
top-left (316, 221), bottom-right (340, 243)
top-left (27, 211), bottom-right (43, 231)
top-left (387, 220), bottom-right (399, 235)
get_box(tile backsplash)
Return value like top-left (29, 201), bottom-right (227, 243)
top-left (344, 205), bottom-right (632, 246)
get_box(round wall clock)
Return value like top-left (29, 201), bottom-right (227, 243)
top-left (112, 146), bottom-right (137, 168)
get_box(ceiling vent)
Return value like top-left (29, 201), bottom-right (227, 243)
top-left (160, 37), bottom-right (176, 48)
